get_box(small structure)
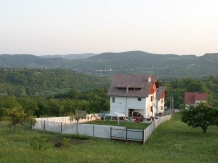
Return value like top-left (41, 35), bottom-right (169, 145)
top-left (104, 112), bottom-right (125, 120)
top-left (184, 92), bottom-right (208, 107)
top-left (104, 112), bottom-right (125, 123)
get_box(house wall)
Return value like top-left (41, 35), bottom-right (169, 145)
top-left (156, 98), bottom-right (165, 114)
top-left (185, 100), bottom-right (206, 108)
top-left (195, 100), bottom-right (206, 105)
top-left (145, 92), bottom-right (156, 118)
top-left (109, 83), bottom-right (158, 118)
top-left (109, 96), bottom-right (146, 117)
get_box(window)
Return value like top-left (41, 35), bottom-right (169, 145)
top-left (161, 99), bottom-right (163, 103)
top-left (151, 96), bottom-right (153, 101)
top-left (150, 106), bottom-right (153, 112)
top-left (161, 106), bottom-right (163, 110)
top-left (138, 98), bottom-right (141, 101)
top-left (112, 97), bottom-right (115, 103)
top-left (118, 88), bottom-right (126, 90)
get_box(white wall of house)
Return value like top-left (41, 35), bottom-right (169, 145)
top-left (109, 93), bottom-right (157, 118)
top-left (156, 98), bottom-right (165, 114)
top-left (185, 100), bottom-right (207, 108)
top-left (110, 96), bottom-right (147, 117)
top-left (195, 100), bottom-right (206, 105)
top-left (145, 93), bottom-right (156, 118)
top-left (146, 95), bottom-right (151, 118)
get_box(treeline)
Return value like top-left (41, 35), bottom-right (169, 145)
top-left (1, 67), bottom-right (218, 120)
top-left (0, 88), bottom-right (109, 121)
top-left (161, 75), bottom-right (218, 108)
top-left (0, 68), bottom-right (110, 96)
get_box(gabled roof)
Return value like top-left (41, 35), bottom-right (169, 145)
top-left (156, 86), bottom-right (166, 100)
top-left (107, 74), bottom-right (158, 97)
top-left (116, 83), bottom-right (144, 88)
top-left (184, 92), bottom-right (208, 104)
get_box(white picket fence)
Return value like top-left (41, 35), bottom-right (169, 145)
top-left (110, 128), bottom-right (144, 142)
top-left (62, 124), bottom-right (125, 139)
top-left (32, 115), bottom-right (171, 143)
top-left (110, 115), bottom-right (172, 143)
top-left (32, 120), bottom-right (125, 139)
top-left (34, 113), bottom-right (101, 124)
top-left (143, 115), bottom-right (171, 143)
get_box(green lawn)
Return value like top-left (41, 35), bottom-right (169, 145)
top-left (82, 120), bottom-right (151, 129)
top-left (0, 113), bottom-right (218, 163)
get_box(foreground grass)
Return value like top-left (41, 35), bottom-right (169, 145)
top-left (83, 120), bottom-right (151, 129)
top-left (0, 113), bottom-right (218, 163)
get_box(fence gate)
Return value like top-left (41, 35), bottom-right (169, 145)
top-left (110, 128), bottom-right (144, 143)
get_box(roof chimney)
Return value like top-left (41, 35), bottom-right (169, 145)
top-left (148, 76), bottom-right (151, 82)
top-left (126, 85), bottom-right (129, 94)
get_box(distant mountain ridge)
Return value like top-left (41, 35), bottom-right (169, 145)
top-left (1, 51), bottom-right (218, 78)
top-left (0, 54), bottom-right (69, 68)
top-left (40, 53), bottom-right (97, 60)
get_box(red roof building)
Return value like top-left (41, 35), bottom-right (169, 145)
top-left (184, 92), bottom-right (208, 106)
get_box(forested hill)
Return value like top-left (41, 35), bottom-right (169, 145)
top-left (40, 53), bottom-right (97, 60)
top-left (69, 51), bottom-right (218, 78)
top-left (0, 68), bottom-right (110, 96)
top-left (0, 54), bottom-right (70, 69)
top-left (1, 51), bottom-right (218, 77)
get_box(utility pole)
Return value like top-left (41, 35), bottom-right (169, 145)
top-left (169, 96), bottom-right (171, 115)
top-left (172, 97), bottom-right (174, 115)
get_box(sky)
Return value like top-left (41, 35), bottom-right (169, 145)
top-left (0, 0), bottom-right (218, 56)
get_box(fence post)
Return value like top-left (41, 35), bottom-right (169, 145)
top-left (126, 128), bottom-right (127, 142)
top-left (110, 127), bottom-right (112, 139)
top-left (142, 130), bottom-right (145, 144)
top-left (44, 120), bottom-right (45, 131)
top-left (93, 125), bottom-right (94, 137)
top-left (61, 122), bottom-right (62, 133)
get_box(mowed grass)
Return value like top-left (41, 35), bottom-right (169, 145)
top-left (83, 120), bottom-right (151, 129)
top-left (0, 113), bottom-right (218, 163)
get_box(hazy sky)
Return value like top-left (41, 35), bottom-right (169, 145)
top-left (1, 0), bottom-right (218, 56)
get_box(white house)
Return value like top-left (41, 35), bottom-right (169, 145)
top-left (107, 74), bottom-right (166, 119)
top-left (156, 86), bottom-right (166, 116)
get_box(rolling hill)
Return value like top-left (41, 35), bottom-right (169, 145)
top-left (40, 53), bottom-right (97, 60)
top-left (1, 51), bottom-right (218, 78)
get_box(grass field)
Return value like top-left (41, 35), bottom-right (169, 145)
top-left (83, 120), bottom-right (151, 129)
top-left (0, 113), bottom-right (218, 163)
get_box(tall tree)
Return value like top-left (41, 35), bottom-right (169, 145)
top-left (181, 102), bottom-right (218, 133)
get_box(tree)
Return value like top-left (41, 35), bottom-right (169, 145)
top-left (46, 99), bottom-right (62, 117)
top-left (67, 89), bottom-right (79, 99)
top-left (30, 135), bottom-right (48, 162)
top-left (181, 102), bottom-right (218, 133)
top-left (18, 97), bottom-right (38, 120)
top-left (0, 108), bottom-right (4, 121)
top-left (0, 96), bottom-right (20, 109)
top-left (90, 97), bottom-right (109, 113)
top-left (6, 107), bottom-right (26, 126)
top-left (35, 101), bottom-right (47, 118)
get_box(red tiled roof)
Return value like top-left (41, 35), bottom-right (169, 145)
top-left (184, 92), bottom-right (208, 104)
top-left (107, 74), bottom-right (158, 97)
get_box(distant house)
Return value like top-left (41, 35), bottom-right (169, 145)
top-left (107, 74), bottom-right (166, 119)
top-left (184, 92), bottom-right (208, 107)
top-left (156, 87), bottom-right (166, 116)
